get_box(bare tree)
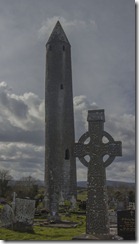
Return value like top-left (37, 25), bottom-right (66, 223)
top-left (0, 169), bottom-right (13, 197)
top-left (0, 169), bottom-right (12, 181)
top-left (20, 175), bottom-right (36, 187)
top-left (14, 175), bottom-right (38, 199)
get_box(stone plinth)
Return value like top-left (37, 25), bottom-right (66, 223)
top-left (72, 233), bottom-right (123, 240)
top-left (13, 222), bottom-right (34, 233)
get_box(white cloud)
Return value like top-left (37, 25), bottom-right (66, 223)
top-left (0, 142), bottom-right (44, 180)
top-left (0, 1), bottom-right (134, 183)
top-left (77, 163), bottom-right (87, 181)
top-left (106, 161), bottom-right (135, 183)
top-left (0, 81), bottom-right (135, 182)
top-left (105, 113), bottom-right (135, 159)
top-left (74, 95), bottom-right (135, 182)
top-left (0, 81), bottom-right (44, 131)
top-left (0, 81), bottom-right (8, 89)
top-left (74, 95), bottom-right (98, 138)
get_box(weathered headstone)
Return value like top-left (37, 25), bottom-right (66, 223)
top-left (73, 109), bottom-right (122, 240)
top-left (11, 191), bottom-right (17, 212)
top-left (70, 195), bottom-right (76, 210)
top-left (108, 210), bottom-right (117, 224)
top-left (59, 192), bottom-right (64, 206)
top-left (43, 195), bottom-right (48, 209)
top-left (1, 203), bottom-right (14, 229)
top-left (14, 198), bottom-right (35, 232)
top-left (117, 210), bottom-right (135, 240)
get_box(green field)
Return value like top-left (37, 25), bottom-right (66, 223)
top-left (0, 214), bottom-right (86, 241)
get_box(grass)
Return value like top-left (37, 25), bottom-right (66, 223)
top-left (77, 189), bottom-right (87, 201)
top-left (0, 192), bottom-right (87, 240)
top-left (0, 214), bottom-right (86, 241)
top-left (0, 204), bottom-right (3, 210)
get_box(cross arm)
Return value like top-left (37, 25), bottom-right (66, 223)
top-left (102, 141), bottom-right (122, 157)
top-left (102, 141), bottom-right (122, 168)
top-left (74, 143), bottom-right (89, 158)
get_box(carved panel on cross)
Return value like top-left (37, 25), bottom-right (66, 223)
top-left (89, 123), bottom-right (101, 142)
top-left (87, 109), bottom-right (105, 122)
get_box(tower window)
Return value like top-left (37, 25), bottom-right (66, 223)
top-left (65, 149), bottom-right (70, 160)
top-left (60, 84), bottom-right (63, 89)
top-left (63, 45), bottom-right (65, 51)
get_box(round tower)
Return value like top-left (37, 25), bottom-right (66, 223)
top-left (45, 21), bottom-right (77, 215)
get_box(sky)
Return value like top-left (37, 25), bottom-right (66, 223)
top-left (0, 0), bottom-right (135, 183)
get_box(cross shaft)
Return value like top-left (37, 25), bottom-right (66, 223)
top-left (74, 110), bottom-right (122, 235)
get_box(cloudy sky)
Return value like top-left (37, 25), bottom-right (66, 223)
top-left (0, 0), bottom-right (135, 182)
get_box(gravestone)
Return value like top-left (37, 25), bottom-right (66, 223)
top-left (73, 109), bottom-right (122, 240)
top-left (13, 198), bottom-right (35, 232)
top-left (70, 195), bottom-right (76, 210)
top-left (1, 203), bottom-right (14, 229)
top-left (11, 192), bottom-right (17, 212)
top-left (117, 210), bottom-right (135, 240)
top-left (108, 210), bottom-right (117, 224)
top-left (59, 192), bottom-right (64, 206)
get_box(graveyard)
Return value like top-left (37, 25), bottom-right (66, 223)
top-left (0, 15), bottom-right (135, 241)
top-left (0, 181), bottom-right (135, 240)
top-left (0, 190), bottom-right (89, 241)
top-left (0, 200), bottom-right (116, 241)
top-left (0, 208), bottom-right (86, 241)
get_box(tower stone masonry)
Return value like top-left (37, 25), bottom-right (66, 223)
top-left (45, 21), bottom-right (77, 215)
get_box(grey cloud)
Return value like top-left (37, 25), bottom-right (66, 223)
top-left (0, 159), bottom-right (44, 180)
top-left (38, 16), bottom-right (96, 41)
top-left (0, 142), bottom-right (44, 180)
top-left (0, 82), bottom-right (44, 131)
top-left (73, 95), bottom-right (135, 182)
top-left (0, 92), bottom-right (135, 182)
top-left (0, 89), bottom-right (28, 120)
top-left (0, 0), bottom-right (135, 182)
top-left (0, 0), bottom-right (135, 108)
top-left (106, 160), bottom-right (135, 183)
top-left (0, 80), bottom-right (135, 182)
top-left (74, 95), bottom-right (98, 139)
top-left (9, 97), bottom-right (28, 119)
top-left (0, 127), bottom-right (44, 145)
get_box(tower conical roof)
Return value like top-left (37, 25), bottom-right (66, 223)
top-left (46, 21), bottom-right (70, 45)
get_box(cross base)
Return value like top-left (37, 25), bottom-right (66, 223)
top-left (72, 233), bottom-right (123, 240)
top-left (12, 222), bottom-right (34, 233)
top-left (47, 213), bottom-right (61, 223)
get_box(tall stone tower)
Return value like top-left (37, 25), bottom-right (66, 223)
top-left (45, 21), bottom-right (77, 215)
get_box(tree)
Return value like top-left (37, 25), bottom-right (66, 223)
top-left (14, 175), bottom-right (38, 199)
top-left (128, 190), bottom-right (135, 202)
top-left (0, 169), bottom-right (13, 197)
top-left (20, 176), bottom-right (36, 187)
top-left (114, 190), bottom-right (124, 202)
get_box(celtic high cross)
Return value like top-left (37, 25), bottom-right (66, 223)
top-left (74, 109), bottom-right (122, 236)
